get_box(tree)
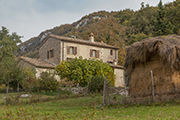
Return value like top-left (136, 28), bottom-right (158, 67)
top-left (0, 26), bottom-right (21, 105)
top-left (55, 57), bottom-right (115, 87)
top-left (154, 0), bottom-right (174, 36)
top-left (39, 71), bottom-right (59, 92)
top-left (20, 67), bottom-right (36, 94)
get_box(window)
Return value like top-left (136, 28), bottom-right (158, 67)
top-left (110, 50), bottom-right (113, 55)
top-left (92, 50), bottom-right (96, 57)
top-left (90, 49), bottom-right (99, 58)
top-left (47, 51), bottom-right (49, 59)
top-left (69, 47), bottom-right (74, 54)
top-left (67, 46), bottom-right (77, 55)
top-left (47, 49), bottom-right (54, 59)
top-left (50, 49), bottom-right (54, 57)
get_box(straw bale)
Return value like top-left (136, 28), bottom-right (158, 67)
top-left (125, 35), bottom-right (180, 98)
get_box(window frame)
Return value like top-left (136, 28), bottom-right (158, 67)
top-left (47, 49), bottom-right (54, 59)
top-left (49, 49), bottom-right (54, 58)
top-left (47, 51), bottom-right (49, 59)
top-left (90, 49), bottom-right (99, 58)
top-left (67, 46), bottom-right (77, 55)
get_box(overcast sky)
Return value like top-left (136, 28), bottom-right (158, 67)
top-left (0, 0), bottom-right (175, 42)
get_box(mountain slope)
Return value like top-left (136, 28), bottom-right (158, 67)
top-left (18, 11), bottom-right (114, 57)
top-left (18, 0), bottom-right (180, 65)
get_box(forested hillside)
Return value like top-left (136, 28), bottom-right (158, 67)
top-left (18, 0), bottom-right (180, 65)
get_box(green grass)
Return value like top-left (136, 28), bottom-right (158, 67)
top-left (33, 89), bottom-right (72, 96)
top-left (1, 93), bottom-right (180, 119)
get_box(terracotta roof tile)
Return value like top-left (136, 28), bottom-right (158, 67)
top-left (20, 57), bottom-right (56, 69)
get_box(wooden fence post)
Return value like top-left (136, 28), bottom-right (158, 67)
top-left (150, 70), bottom-right (155, 102)
top-left (103, 78), bottom-right (107, 106)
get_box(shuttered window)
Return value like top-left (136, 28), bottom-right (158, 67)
top-left (67, 46), bottom-right (77, 55)
top-left (69, 47), bottom-right (74, 54)
top-left (90, 49), bottom-right (99, 58)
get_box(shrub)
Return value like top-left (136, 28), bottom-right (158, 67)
top-left (39, 72), bottom-right (59, 92)
top-left (88, 74), bottom-right (111, 93)
top-left (55, 57), bottom-right (115, 87)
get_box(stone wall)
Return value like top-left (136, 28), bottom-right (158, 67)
top-left (61, 87), bottom-right (127, 96)
top-left (39, 37), bottom-right (61, 65)
top-left (39, 37), bottom-right (118, 64)
top-left (61, 87), bottom-right (88, 95)
top-left (36, 68), bottom-right (60, 81)
top-left (61, 41), bottom-right (118, 63)
top-left (107, 87), bottom-right (128, 96)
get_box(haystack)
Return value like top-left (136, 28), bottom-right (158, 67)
top-left (125, 35), bottom-right (180, 99)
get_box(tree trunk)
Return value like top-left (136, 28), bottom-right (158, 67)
top-left (5, 82), bottom-right (9, 106)
top-left (17, 82), bottom-right (20, 104)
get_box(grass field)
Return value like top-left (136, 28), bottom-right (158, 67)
top-left (1, 93), bottom-right (180, 120)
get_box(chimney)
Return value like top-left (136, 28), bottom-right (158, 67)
top-left (89, 33), bottom-right (94, 42)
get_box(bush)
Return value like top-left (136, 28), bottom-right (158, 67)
top-left (88, 75), bottom-right (111, 93)
top-left (39, 72), bottom-right (59, 92)
top-left (55, 57), bottom-right (115, 87)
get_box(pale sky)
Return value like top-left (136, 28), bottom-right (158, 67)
top-left (0, 0), bottom-right (175, 42)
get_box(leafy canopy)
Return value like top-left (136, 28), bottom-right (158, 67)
top-left (55, 57), bottom-right (115, 86)
top-left (0, 26), bottom-right (22, 84)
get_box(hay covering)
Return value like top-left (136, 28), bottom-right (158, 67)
top-left (125, 35), bottom-right (180, 98)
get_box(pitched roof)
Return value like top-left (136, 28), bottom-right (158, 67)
top-left (39, 34), bottom-right (119, 49)
top-left (20, 57), bottom-right (56, 69)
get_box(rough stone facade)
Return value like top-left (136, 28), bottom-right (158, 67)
top-left (39, 35), bottom-right (118, 64)
top-left (38, 34), bottom-right (124, 87)
top-left (62, 42), bottom-right (117, 63)
top-left (39, 37), bottom-right (61, 65)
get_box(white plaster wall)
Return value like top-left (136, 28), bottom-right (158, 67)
top-left (114, 68), bottom-right (124, 87)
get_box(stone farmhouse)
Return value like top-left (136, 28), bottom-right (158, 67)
top-left (19, 33), bottom-right (124, 87)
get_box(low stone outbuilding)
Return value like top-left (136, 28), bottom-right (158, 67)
top-left (19, 57), bottom-right (60, 81)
